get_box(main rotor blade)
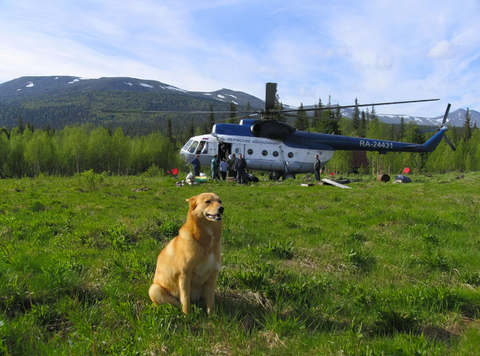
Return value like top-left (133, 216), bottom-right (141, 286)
top-left (99, 110), bottom-right (257, 115)
top-left (265, 83), bottom-right (277, 112)
top-left (279, 98), bottom-right (440, 114)
top-left (283, 113), bottom-right (340, 121)
top-left (442, 103), bottom-right (451, 126)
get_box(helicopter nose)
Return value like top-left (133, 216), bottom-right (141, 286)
top-left (180, 151), bottom-right (191, 164)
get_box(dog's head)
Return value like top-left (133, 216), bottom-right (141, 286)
top-left (186, 193), bottom-right (224, 222)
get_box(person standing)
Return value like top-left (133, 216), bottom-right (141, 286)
top-left (314, 154), bottom-right (321, 181)
top-left (191, 155), bottom-right (201, 176)
top-left (210, 155), bottom-right (220, 180)
top-left (228, 153), bottom-right (236, 178)
top-left (234, 153), bottom-right (248, 184)
top-left (219, 158), bottom-right (228, 181)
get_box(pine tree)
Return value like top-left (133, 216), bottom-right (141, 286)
top-left (333, 105), bottom-right (342, 135)
top-left (311, 98), bottom-right (322, 131)
top-left (228, 101), bottom-right (238, 124)
top-left (272, 94), bottom-right (285, 122)
top-left (463, 108), bottom-right (472, 141)
top-left (208, 104), bottom-right (215, 131)
top-left (0, 130), bottom-right (10, 175)
top-left (187, 120), bottom-right (195, 138)
top-left (295, 103), bottom-right (309, 131)
top-left (18, 116), bottom-right (25, 134)
top-left (398, 117), bottom-right (405, 141)
top-left (358, 111), bottom-right (367, 137)
top-left (352, 99), bottom-right (360, 132)
top-left (388, 124), bottom-right (395, 141)
top-left (167, 118), bottom-right (173, 142)
top-left (370, 105), bottom-right (377, 121)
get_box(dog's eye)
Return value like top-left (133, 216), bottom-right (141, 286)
top-left (218, 200), bottom-right (222, 204)
top-left (205, 200), bottom-right (211, 204)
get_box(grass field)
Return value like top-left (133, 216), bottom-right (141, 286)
top-left (1, 172), bottom-right (480, 355)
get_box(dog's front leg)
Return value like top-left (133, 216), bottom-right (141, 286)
top-left (202, 271), bottom-right (219, 315)
top-left (178, 273), bottom-right (191, 314)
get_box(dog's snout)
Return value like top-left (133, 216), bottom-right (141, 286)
top-left (218, 206), bottom-right (224, 214)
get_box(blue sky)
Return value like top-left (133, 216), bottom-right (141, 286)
top-left (1, 0), bottom-right (479, 117)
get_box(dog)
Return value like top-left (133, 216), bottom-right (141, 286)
top-left (149, 192), bottom-right (224, 314)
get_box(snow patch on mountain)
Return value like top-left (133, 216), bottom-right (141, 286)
top-left (158, 85), bottom-right (187, 93)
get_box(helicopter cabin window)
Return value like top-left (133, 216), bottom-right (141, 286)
top-left (288, 152), bottom-right (294, 158)
top-left (185, 140), bottom-right (198, 153)
top-left (196, 141), bottom-right (208, 154)
top-left (273, 151), bottom-right (279, 157)
top-left (247, 149), bottom-right (253, 155)
top-left (262, 150), bottom-right (268, 156)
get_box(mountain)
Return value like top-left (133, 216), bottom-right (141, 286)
top-left (0, 76), bottom-right (265, 108)
top-left (341, 108), bottom-right (480, 128)
top-left (0, 76), bottom-right (477, 134)
top-left (0, 76), bottom-right (265, 135)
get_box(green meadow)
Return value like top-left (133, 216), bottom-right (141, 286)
top-left (1, 172), bottom-right (480, 355)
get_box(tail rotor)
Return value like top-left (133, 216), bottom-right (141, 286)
top-left (421, 103), bottom-right (456, 151)
top-left (441, 104), bottom-right (456, 151)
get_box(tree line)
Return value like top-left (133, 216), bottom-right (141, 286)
top-left (0, 124), bottom-right (180, 178)
top-left (0, 101), bottom-right (478, 178)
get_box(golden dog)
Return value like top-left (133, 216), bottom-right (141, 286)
top-left (149, 192), bottom-right (224, 314)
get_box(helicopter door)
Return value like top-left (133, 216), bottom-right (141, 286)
top-left (218, 142), bottom-right (232, 161)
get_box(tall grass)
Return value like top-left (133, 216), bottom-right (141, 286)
top-left (0, 172), bottom-right (479, 355)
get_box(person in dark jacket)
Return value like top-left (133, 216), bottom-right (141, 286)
top-left (234, 153), bottom-right (248, 184)
top-left (210, 155), bottom-right (220, 180)
top-left (228, 153), bottom-right (236, 178)
top-left (191, 155), bottom-right (201, 176)
top-left (314, 154), bottom-right (321, 181)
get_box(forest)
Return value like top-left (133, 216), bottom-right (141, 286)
top-left (0, 90), bottom-right (239, 136)
top-left (0, 103), bottom-right (478, 179)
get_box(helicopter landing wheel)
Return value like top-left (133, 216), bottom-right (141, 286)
top-left (283, 173), bottom-right (296, 180)
top-left (269, 172), bottom-right (281, 181)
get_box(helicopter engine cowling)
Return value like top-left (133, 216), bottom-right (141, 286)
top-left (250, 120), bottom-right (296, 140)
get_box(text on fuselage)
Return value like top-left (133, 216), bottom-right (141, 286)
top-left (359, 140), bottom-right (394, 149)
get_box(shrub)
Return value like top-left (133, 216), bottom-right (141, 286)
top-left (78, 169), bottom-right (108, 190)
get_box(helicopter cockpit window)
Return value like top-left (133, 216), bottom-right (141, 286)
top-left (247, 149), bottom-right (253, 155)
top-left (273, 151), bottom-right (279, 157)
top-left (182, 139), bottom-right (193, 151)
top-left (185, 140), bottom-right (198, 153)
top-left (262, 150), bottom-right (268, 156)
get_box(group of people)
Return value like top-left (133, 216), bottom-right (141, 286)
top-left (190, 153), bottom-right (249, 184)
top-left (191, 153), bottom-right (323, 183)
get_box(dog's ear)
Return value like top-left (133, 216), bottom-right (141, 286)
top-left (186, 196), bottom-right (197, 211)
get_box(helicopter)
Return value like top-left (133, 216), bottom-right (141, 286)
top-left (102, 83), bottom-right (454, 180)
top-left (178, 83), bottom-right (454, 180)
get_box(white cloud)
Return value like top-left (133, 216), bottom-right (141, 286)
top-left (428, 40), bottom-right (458, 59)
top-left (0, 0), bottom-right (479, 117)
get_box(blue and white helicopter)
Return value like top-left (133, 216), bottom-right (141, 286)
top-left (179, 83), bottom-right (454, 180)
